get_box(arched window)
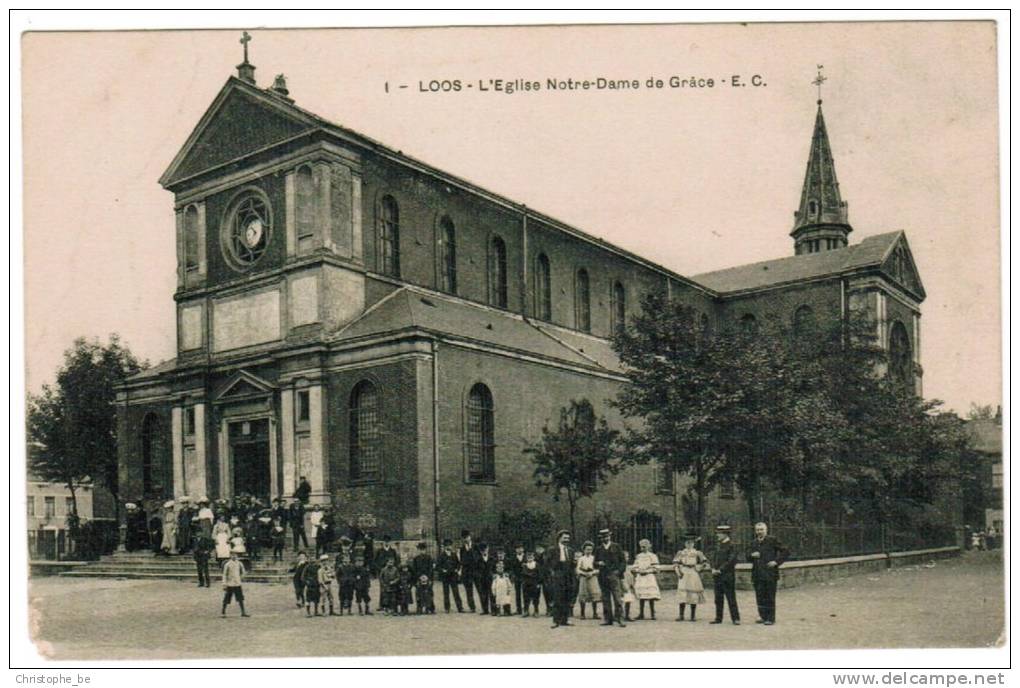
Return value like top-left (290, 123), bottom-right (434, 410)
top-left (379, 196), bottom-right (401, 277)
top-left (295, 166), bottom-right (316, 243)
top-left (183, 206), bottom-right (200, 272)
top-left (808, 200), bottom-right (818, 217)
top-left (489, 236), bottom-right (508, 309)
top-left (793, 305), bottom-right (816, 338)
top-left (889, 321), bottom-right (913, 387)
top-left (535, 253), bottom-right (552, 321)
top-left (575, 268), bottom-right (591, 333)
top-left (698, 312), bottom-right (711, 338)
top-left (466, 383), bottom-right (495, 482)
top-left (610, 281), bottom-right (626, 334)
top-left (740, 313), bottom-right (759, 335)
top-left (141, 413), bottom-right (166, 497)
top-left (349, 381), bottom-right (381, 482)
top-left (439, 216), bottom-right (457, 294)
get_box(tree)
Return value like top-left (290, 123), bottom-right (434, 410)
top-left (966, 403), bottom-right (998, 421)
top-left (27, 335), bottom-right (145, 530)
top-left (612, 292), bottom-right (842, 526)
top-left (526, 399), bottom-right (621, 537)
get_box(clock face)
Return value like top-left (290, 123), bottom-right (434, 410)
top-left (244, 218), bottom-right (264, 248)
top-left (226, 193), bottom-right (270, 268)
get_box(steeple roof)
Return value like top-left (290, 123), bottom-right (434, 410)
top-left (791, 103), bottom-right (850, 238)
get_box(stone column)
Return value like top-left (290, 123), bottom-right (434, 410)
top-left (308, 384), bottom-right (327, 499)
top-left (171, 406), bottom-right (184, 498)
top-left (218, 418), bottom-right (230, 500)
top-left (191, 403), bottom-right (208, 499)
top-left (280, 388), bottom-right (296, 498)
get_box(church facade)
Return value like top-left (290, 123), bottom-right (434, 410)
top-left (116, 54), bottom-right (926, 539)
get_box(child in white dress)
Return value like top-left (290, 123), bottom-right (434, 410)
top-left (673, 536), bottom-right (709, 622)
top-left (491, 561), bottom-right (514, 616)
top-left (633, 538), bottom-right (661, 620)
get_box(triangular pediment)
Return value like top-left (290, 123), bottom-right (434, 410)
top-left (214, 370), bottom-right (275, 401)
top-left (879, 233), bottom-right (926, 301)
top-left (160, 78), bottom-right (317, 188)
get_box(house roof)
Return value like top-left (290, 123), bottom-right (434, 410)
top-left (332, 288), bottom-right (624, 376)
top-left (691, 231), bottom-right (904, 294)
top-left (126, 357), bottom-right (178, 382)
top-left (967, 419), bottom-right (1003, 455)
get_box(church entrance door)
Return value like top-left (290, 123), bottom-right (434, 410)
top-left (229, 419), bottom-right (271, 502)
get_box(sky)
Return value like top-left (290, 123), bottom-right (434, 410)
top-left (21, 21), bottom-right (1002, 415)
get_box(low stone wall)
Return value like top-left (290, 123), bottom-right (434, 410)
top-left (653, 546), bottom-right (960, 591)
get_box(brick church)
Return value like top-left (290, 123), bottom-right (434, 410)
top-left (116, 48), bottom-right (926, 540)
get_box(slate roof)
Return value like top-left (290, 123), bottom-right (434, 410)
top-left (126, 357), bottom-right (178, 382)
top-left (691, 231), bottom-right (903, 294)
top-left (332, 288), bottom-right (624, 375)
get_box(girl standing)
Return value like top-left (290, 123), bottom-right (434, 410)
top-left (632, 539), bottom-right (661, 620)
top-left (673, 535), bottom-right (709, 621)
top-left (622, 551), bottom-right (637, 621)
top-left (212, 516), bottom-right (232, 563)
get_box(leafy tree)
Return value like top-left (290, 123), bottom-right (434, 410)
top-left (496, 509), bottom-right (555, 551)
top-left (612, 292), bottom-right (842, 525)
top-left (526, 399), bottom-right (621, 537)
top-left (27, 335), bottom-right (145, 529)
top-left (966, 403), bottom-right (998, 421)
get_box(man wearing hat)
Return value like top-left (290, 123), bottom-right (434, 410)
top-left (457, 530), bottom-right (481, 613)
top-left (709, 525), bottom-right (740, 625)
top-left (176, 496), bottom-right (194, 554)
top-left (544, 529), bottom-right (575, 628)
top-left (287, 499), bottom-right (308, 551)
top-left (747, 522), bottom-right (789, 626)
top-left (595, 528), bottom-right (627, 627)
top-left (436, 538), bottom-right (464, 613)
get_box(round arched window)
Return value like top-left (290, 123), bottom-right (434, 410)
top-left (223, 189), bottom-right (272, 269)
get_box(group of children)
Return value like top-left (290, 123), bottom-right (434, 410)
top-left (290, 551), bottom-right (374, 617)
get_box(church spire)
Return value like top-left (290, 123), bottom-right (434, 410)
top-left (791, 66), bottom-right (851, 255)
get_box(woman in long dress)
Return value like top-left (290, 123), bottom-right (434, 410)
top-left (160, 501), bottom-right (177, 555)
top-left (632, 538), bottom-right (661, 620)
top-left (673, 536), bottom-right (709, 622)
top-left (575, 541), bottom-right (602, 620)
top-left (212, 516), bottom-right (232, 563)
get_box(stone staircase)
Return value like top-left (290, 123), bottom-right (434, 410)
top-left (58, 551), bottom-right (292, 584)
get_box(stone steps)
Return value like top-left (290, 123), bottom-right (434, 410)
top-left (59, 569), bottom-right (290, 584)
top-left (57, 552), bottom-right (295, 583)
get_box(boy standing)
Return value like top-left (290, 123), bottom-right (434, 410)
top-left (271, 518), bottom-right (286, 562)
top-left (353, 556), bottom-right (373, 616)
top-left (302, 555), bottom-right (322, 617)
top-left (221, 551), bottom-right (250, 617)
top-left (520, 551), bottom-right (542, 616)
top-left (510, 543), bottom-right (526, 614)
top-left (317, 554), bottom-right (338, 616)
top-left (336, 553), bottom-right (358, 616)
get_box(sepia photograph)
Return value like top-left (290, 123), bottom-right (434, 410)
top-left (13, 13), bottom-right (1007, 671)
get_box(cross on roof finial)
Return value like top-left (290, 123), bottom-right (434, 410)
top-left (240, 31), bottom-right (252, 64)
top-left (812, 64), bottom-right (827, 105)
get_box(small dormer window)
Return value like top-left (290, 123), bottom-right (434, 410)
top-left (808, 200), bottom-right (818, 216)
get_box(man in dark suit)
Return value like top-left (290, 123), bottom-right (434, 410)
top-left (709, 524), bottom-right (741, 625)
top-left (544, 530), bottom-right (575, 628)
top-left (436, 538), bottom-right (464, 613)
top-left (287, 499), bottom-right (308, 551)
top-left (458, 530), bottom-right (481, 613)
top-left (476, 543), bottom-right (495, 614)
top-left (747, 522), bottom-right (789, 625)
top-left (594, 528), bottom-right (627, 627)
top-left (509, 543), bottom-right (526, 614)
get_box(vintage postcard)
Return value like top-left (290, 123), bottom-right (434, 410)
top-left (17, 18), bottom-right (1005, 668)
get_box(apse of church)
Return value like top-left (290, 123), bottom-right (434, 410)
top-left (116, 43), bottom-right (925, 538)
